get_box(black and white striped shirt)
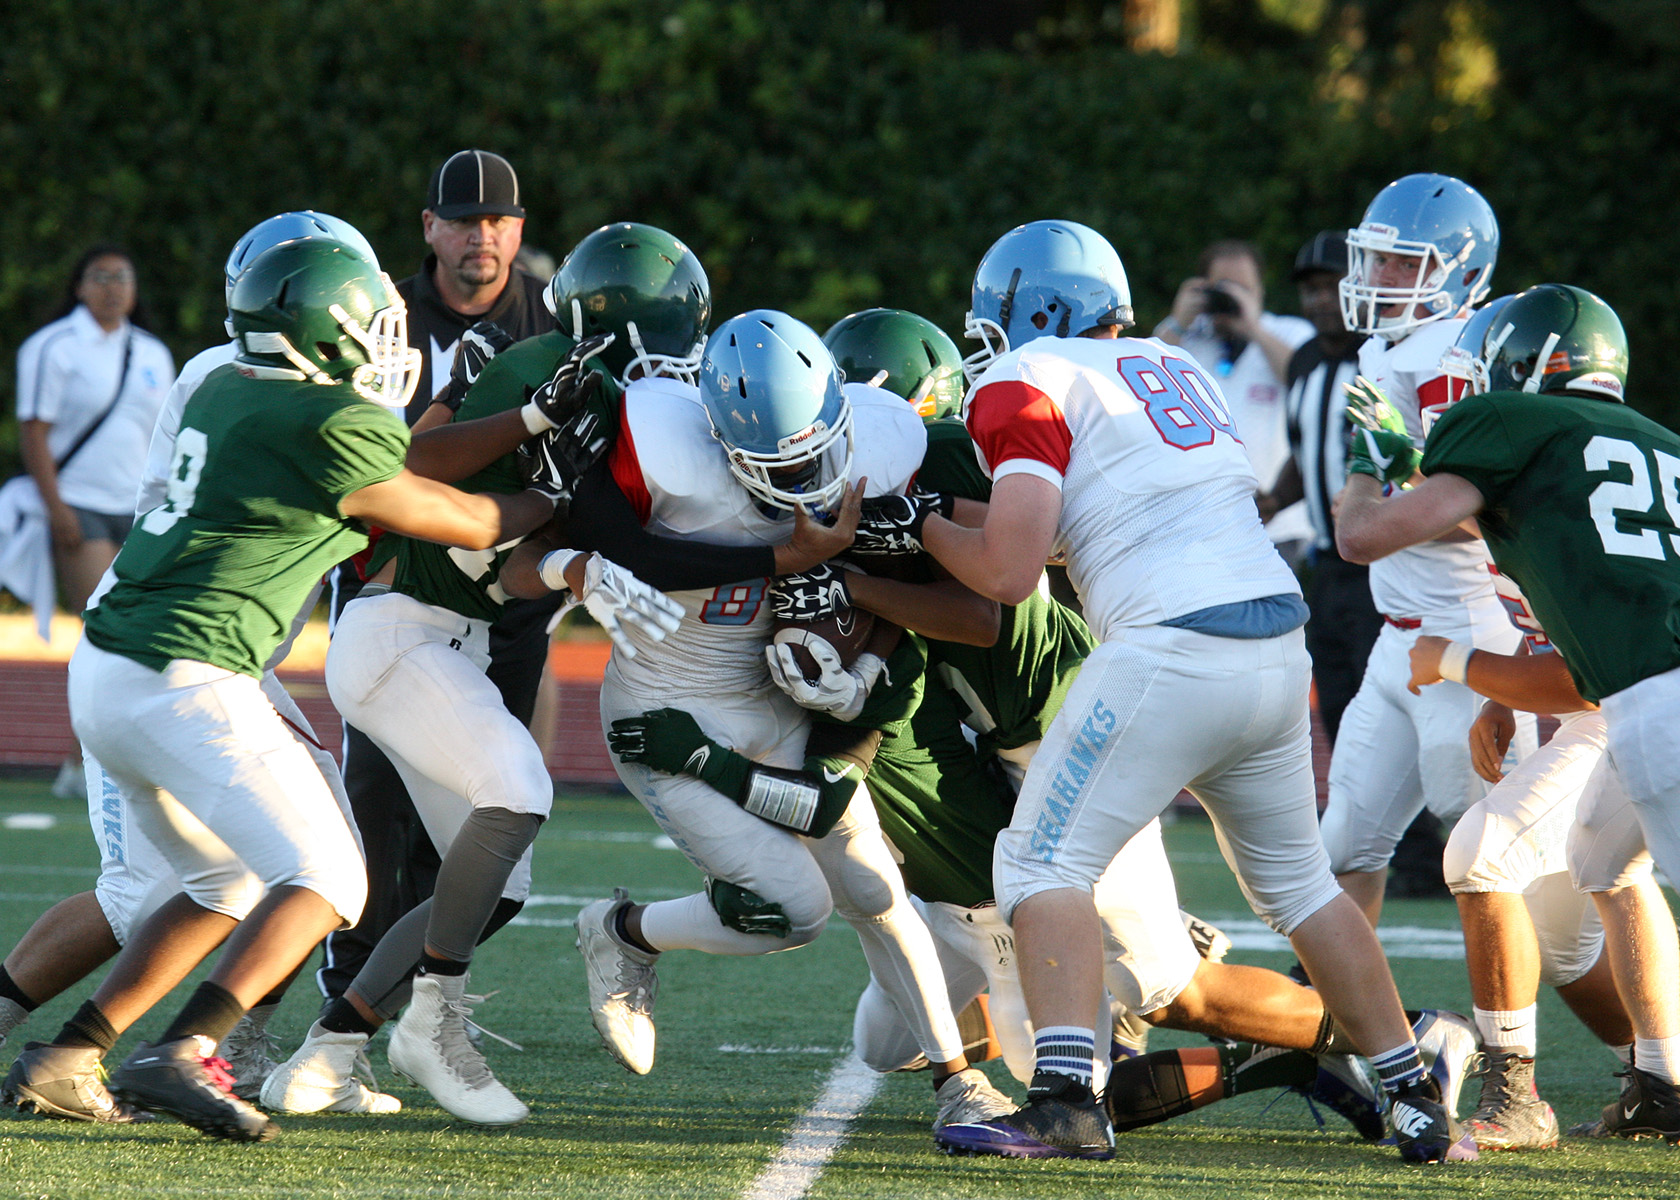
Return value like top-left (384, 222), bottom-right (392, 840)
top-left (1285, 336), bottom-right (1366, 552)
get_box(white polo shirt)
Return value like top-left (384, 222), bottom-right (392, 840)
top-left (16, 305), bottom-right (174, 515)
top-left (1177, 311), bottom-right (1314, 546)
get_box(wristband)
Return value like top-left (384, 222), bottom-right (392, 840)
top-left (538, 549), bottom-right (588, 593)
top-left (741, 768), bottom-right (821, 833)
top-left (520, 401), bottom-right (557, 435)
top-left (1437, 641), bottom-right (1474, 684)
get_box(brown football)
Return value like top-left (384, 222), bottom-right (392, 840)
top-left (771, 606), bottom-right (877, 685)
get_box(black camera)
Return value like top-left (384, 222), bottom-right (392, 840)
top-left (1202, 285), bottom-right (1241, 316)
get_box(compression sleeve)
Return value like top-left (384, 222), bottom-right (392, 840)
top-left (561, 459), bottom-right (776, 591)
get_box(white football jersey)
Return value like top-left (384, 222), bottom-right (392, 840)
top-left (606, 377), bottom-right (926, 697)
top-left (134, 342), bottom-right (238, 517)
top-left (964, 335), bottom-right (1299, 643)
top-left (1357, 321), bottom-right (1501, 619)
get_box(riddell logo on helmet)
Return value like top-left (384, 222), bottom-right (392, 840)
top-left (1578, 371), bottom-right (1624, 398)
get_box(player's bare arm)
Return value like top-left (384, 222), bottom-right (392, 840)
top-left (920, 473), bottom-right (1061, 605)
top-left (845, 572), bottom-right (1001, 647)
top-left (1334, 471), bottom-right (1485, 564)
top-left (1408, 635), bottom-right (1593, 713)
top-left (340, 469), bottom-right (554, 551)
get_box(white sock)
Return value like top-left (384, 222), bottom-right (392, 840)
top-left (1613, 1043), bottom-right (1635, 1067)
top-left (1033, 1026), bottom-right (1096, 1086)
top-left (1473, 1004), bottom-right (1537, 1057)
top-left (1634, 1035), bottom-right (1680, 1083)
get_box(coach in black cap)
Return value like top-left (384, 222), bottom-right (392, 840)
top-left (316, 150), bottom-right (560, 1012)
top-left (397, 149), bottom-right (555, 425)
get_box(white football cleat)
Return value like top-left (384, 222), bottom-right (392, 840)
top-left (261, 1021), bottom-right (401, 1115)
top-left (388, 974), bottom-right (527, 1126)
top-left (1412, 1009), bottom-right (1482, 1117)
top-left (934, 1067), bottom-right (1017, 1131)
top-left (575, 888), bottom-right (658, 1075)
top-left (217, 1003), bottom-right (283, 1102)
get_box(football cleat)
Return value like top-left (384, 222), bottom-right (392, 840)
top-left (936, 1071), bottom-right (1115, 1160)
top-left (1567, 1066), bottom-right (1680, 1141)
top-left (1464, 1050), bottom-right (1558, 1150)
top-left (1, 1042), bottom-right (152, 1123)
top-left (261, 1021), bottom-right (402, 1114)
top-left (1411, 1009), bottom-right (1481, 1117)
top-left (1111, 1008), bottom-right (1151, 1061)
top-left (1388, 1075), bottom-right (1478, 1163)
top-left (388, 974), bottom-right (527, 1126)
top-left (1180, 910), bottom-right (1232, 962)
top-left (575, 888), bottom-right (658, 1075)
top-left (933, 1067), bottom-right (1016, 1132)
top-left (1299, 1053), bottom-right (1386, 1142)
top-left (217, 1004), bottom-right (283, 1102)
top-left (109, 1035), bottom-right (278, 1141)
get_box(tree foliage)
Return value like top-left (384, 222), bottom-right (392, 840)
top-left (1, 0), bottom-right (1675, 477)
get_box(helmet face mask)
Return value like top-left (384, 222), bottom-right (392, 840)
top-left (546, 222), bottom-right (711, 386)
top-left (1439, 294), bottom-right (1516, 406)
top-left (230, 240), bottom-right (421, 409)
top-left (1467, 284), bottom-right (1629, 403)
top-left (822, 308), bottom-right (964, 419)
top-left (700, 310), bottom-right (854, 519)
top-left (963, 220), bottom-right (1133, 384)
top-left (1339, 174), bottom-right (1499, 340)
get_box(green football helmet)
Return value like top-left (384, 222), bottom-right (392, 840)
top-left (822, 308), bottom-right (965, 420)
top-left (1474, 283), bottom-right (1628, 401)
top-left (229, 239), bottom-right (420, 408)
top-left (546, 222), bottom-right (711, 385)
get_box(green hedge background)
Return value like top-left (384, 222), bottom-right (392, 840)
top-left (2, 0), bottom-right (1676, 471)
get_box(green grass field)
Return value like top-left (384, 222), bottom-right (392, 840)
top-left (2, 775), bottom-right (1676, 1199)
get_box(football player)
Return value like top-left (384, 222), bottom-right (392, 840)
top-left (1320, 174), bottom-right (1537, 926)
top-left (0, 214), bottom-right (390, 1124)
top-left (53, 235), bottom-right (579, 1141)
top-left (1338, 283), bottom-right (1680, 1143)
top-left (864, 219), bottom-right (1470, 1163)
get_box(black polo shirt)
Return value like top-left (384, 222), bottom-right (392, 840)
top-left (395, 256), bottom-right (555, 427)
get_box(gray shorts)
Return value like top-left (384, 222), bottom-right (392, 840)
top-left (74, 506), bottom-right (134, 544)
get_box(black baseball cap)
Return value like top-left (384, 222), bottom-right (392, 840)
top-left (427, 150), bottom-right (525, 221)
top-left (1292, 230), bottom-right (1348, 280)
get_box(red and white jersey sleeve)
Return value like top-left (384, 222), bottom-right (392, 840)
top-left (1487, 564), bottom-right (1553, 655)
top-left (1357, 322), bottom-right (1502, 621)
top-left (964, 336), bottom-right (1299, 640)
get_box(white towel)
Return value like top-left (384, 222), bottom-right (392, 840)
top-left (0, 475), bottom-right (57, 640)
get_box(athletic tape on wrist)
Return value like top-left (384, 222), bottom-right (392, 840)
top-left (1437, 641), bottom-right (1473, 685)
top-left (521, 402), bottom-right (555, 435)
top-left (539, 549), bottom-right (588, 593)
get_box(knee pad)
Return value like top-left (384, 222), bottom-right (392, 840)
top-left (1526, 873), bottom-right (1605, 988)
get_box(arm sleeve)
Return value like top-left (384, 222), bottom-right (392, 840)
top-left (965, 378), bottom-right (1072, 484)
top-left (561, 458), bottom-right (776, 591)
top-left (686, 724), bottom-right (879, 839)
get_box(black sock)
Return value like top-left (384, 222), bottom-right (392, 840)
top-left (55, 1000), bottom-right (118, 1055)
top-left (0, 965), bottom-right (40, 1011)
top-left (158, 981), bottom-right (246, 1047)
top-left (613, 903), bottom-right (657, 954)
top-left (254, 984), bottom-right (289, 1010)
top-left (1310, 1008), bottom-right (1345, 1056)
top-left (318, 995), bottom-right (379, 1037)
top-left (418, 952), bottom-right (468, 978)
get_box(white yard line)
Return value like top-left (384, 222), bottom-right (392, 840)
top-left (740, 1052), bottom-right (882, 1200)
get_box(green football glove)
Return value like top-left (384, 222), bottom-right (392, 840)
top-left (607, 707), bottom-right (729, 781)
top-left (1345, 375), bottom-right (1421, 484)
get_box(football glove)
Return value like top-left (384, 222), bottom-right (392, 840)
top-left (518, 429), bottom-right (574, 508)
top-left (438, 320), bottom-right (514, 412)
top-left (706, 877), bottom-right (792, 938)
top-left (848, 486), bottom-right (953, 557)
top-left (769, 563), bottom-right (853, 623)
top-left (540, 551), bottom-right (683, 658)
top-left (521, 332), bottom-right (615, 433)
top-left (1344, 375), bottom-right (1420, 484)
top-left (607, 706), bottom-right (718, 776)
top-left (765, 638), bottom-right (886, 723)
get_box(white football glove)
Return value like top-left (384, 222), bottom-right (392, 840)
top-left (538, 550), bottom-right (682, 658)
top-left (765, 635), bottom-right (886, 723)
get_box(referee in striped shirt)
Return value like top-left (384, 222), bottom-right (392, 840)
top-left (1258, 231), bottom-right (1377, 743)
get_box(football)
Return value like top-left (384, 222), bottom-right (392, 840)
top-left (771, 606), bottom-right (877, 685)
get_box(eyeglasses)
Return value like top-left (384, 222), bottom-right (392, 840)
top-left (85, 269), bottom-right (135, 286)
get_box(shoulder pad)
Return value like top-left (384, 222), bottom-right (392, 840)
top-left (845, 383), bottom-right (928, 497)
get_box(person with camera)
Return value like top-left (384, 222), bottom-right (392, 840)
top-left (1154, 240), bottom-right (1315, 564)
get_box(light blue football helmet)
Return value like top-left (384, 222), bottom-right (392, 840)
top-left (699, 310), bottom-right (853, 517)
top-left (223, 211), bottom-right (378, 333)
top-left (1438, 294), bottom-right (1516, 401)
top-left (962, 220), bottom-right (1133, 384)
top-left (1340, 174), bottom-right (1499, 339)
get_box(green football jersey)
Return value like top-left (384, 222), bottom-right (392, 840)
top-left (84, 366), bottom-right (409, 677)
top-left (864, 591), bottom-right (1093, 907)
top-left (929, 590), bottom-right (1095, 758)
top-left (917, 417), bottom-right (992, 503)
top-left (1422, 390), bottom-right (1680, 702)
top-left (392, 332), bottom-right (622, 621)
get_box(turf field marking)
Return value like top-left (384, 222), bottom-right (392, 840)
top-left (1212, 916), bottom-right (1465, 959)
top-left (0, 864), bottom-right (97, 876)
top-left (2, 813), bottom-right (56, 830)
top-left (718, 1044), bottom-right (845, 1055)
top-left (740, 1052), bottom-right (882, 1200)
